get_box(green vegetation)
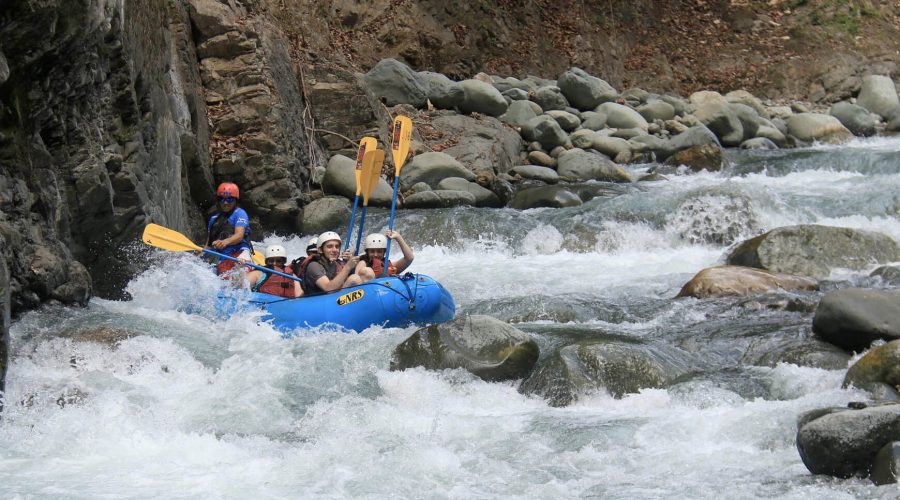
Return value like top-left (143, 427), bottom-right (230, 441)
top-left (808, 0), bottom-right (881, 36)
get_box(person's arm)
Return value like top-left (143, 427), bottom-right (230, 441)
top-left (246, 269), bottom-right (262, 288)
top-left (212, 225), bottom-right (246, 250)
top-left (314, 256), bottom-right (361, 292)
top-left (355, 259), bottom-right (370, 275)
top-left (293, 280), bottom-right (304, 298)
top-left (387, 230), bottom-right (414, 273)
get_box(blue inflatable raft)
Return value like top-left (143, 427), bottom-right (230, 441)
top-left (214, 273), bottom-right (455, 333)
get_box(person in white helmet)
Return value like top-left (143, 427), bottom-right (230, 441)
top-left (290, 237), bottom-right (318, 285)
top-left (355, 230), bottom-right (414, 283)
top-left (303, 231), bottom-right (361, 295)
top-left (247, 244), bottom-right (303, 298)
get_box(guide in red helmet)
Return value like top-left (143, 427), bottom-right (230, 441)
top-left (206, 182), bottom-right (253, 275)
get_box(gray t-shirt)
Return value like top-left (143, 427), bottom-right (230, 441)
top-left (304, 259), bottom-right (339, 294)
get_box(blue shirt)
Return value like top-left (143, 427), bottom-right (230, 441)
top-left (207, 207), bottom-right (252, 256)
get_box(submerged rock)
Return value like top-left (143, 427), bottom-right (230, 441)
top-left (676, 266), bottom-right (818, 299)
top-left (519, 339), bottom-right (694, 406)
top-left (813, 288), bottom-right (900, 352)
top-left (787, 113), bottom-right (854, 144)
top-left (871, 442), bottom-right (900, 485)
top-left (557, 149), bottom-right (631, 183)
top-left (727, 225), bottom-right (900, 279)
top-left (390, 315), bottom-right (539, 382)
top-left (508, 185), bottom-right (582, 209)
top-left (663, 143), bottom-right (724, 172)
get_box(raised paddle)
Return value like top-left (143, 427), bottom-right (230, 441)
top-left (353, 148), bottom-right (385, 254)
top-left (382, 115), bottom-right (413, 275)
top-left (141, 223), bottom-right (301, 283)
top-left (345, 136), bottom-right (377, 251)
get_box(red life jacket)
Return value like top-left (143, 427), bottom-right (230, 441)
top-left (216, 251), bottom-right (247, 275)
top-left (364, 256), bottom-right (397, 276)
top-left (255, 266), bottom-right (296, 297)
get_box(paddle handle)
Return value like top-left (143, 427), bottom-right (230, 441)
top-left (345, 196), bottom-right (360, 251)
top-left (202, 248), bottom-right (300, 282)
top-left (382, 176), bottom-right (401, 276)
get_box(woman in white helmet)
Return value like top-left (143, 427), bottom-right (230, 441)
top-left (247, 244), bottom-right (304, 298)
top-left (303, 231), bottom-right (362, 295)
top-left (355, 230), bottom-right (414, 283)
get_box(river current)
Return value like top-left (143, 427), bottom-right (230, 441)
top-left (2, 138), bottom-right (899, 498)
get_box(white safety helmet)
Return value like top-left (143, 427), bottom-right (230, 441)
top-left (305, 237), bottom-right (318, 253)
top-left (265, 244), bottom-right (287, 259)
top-left (364, 233), bottom-right (388, 250)
top-left (317, 231), bottom-right (341, 249)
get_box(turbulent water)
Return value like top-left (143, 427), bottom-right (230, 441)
top-left (3, 138), bottom-right (900, 498)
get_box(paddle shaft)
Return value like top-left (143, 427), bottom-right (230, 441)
top-left (345, 196), bottom-right (360, 251)
top-left (381, 175), bottom-right (402, 276)
top-left (204, 247), bottom-right (300, 282)
top-left (354, 205), bottom-right (369, 255)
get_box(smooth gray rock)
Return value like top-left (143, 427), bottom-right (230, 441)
top-left (725, 90), bottom-right (768, 118)
top-left (630, 125), bottom-right (719, 162)
top-left (532, 86), bottom-right (569, 112)
top-left (526, 150), bottom-right (556, 168)
top-left (857, 75), bottom-right (900, 119)
top-left (597, 102), bottom-right (648, 130)
top-left (740, 137), bottom-right (778, 150)
top-left (435, 114), bottom-right (523, 178)
top-left (322, 154), bottom-right (392, 205)
top-left (829, 101), bottom-right (877, 137)
top-left (727, 225), bottom-right (900, 279)
top-left (436, 177), bottom-right (502, 207)
top-left (502, 88), bottom-right (529, 101)
top-left (546, 110), bottom-right (581, 131)
top-left (637, 100), bottom-right (676, 121)
top-left (301, 196), bottom-right (350, 234)
top-left (509, 165), bottom-right (559, 183)
top-left (871, 441), bottom-right (900, 485)
top-left (814, 289), bottom-right (900, 352)
top-left (557, 149), bottom-right (631, 182)
top-left (870, 265), bottom-right (900, 285)
top-left (403, 190), bottom-right (476, 208)
top-left (363, 58), bottom-right (427, 107)
top-left (458, 79), bottom-right (509, 117)
top-left (419, 71), bottom-right (464, 109)
top-left (787, 113), bottom-right (854, 144)
top-left (399, 152), bottom-right (476, 191)
top-left (693, 102), bottom-right (744, 146)
top-left (755, 124), bottom-right (789, 147)
top-left (797, 404), bottom-right (900, 478)
top-left (522, 115), bottom-right (569, 150)
top-left (730, 103), bottom-right (760, 142)
top-left (557, 67), bottom-right (617, 110)
top-left (509, 185), bottom-right (582, 209)
top-left (391, 315), bottom-right (540, 381)
top-left (500, 100), bottom-right (541, 128)
top-left (579, 111), bottom-right (607, 130)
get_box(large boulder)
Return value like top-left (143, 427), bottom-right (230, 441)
top-left (188, 0), bottom-right (239, 39)
top-left (433, 114), bottom-right (523, 179)
top-left (676, 266), bottom-right (818, 299)
top-left (418, 71), bottom-right (464, 109)
top-left (458, 79), bottom-right (509, 117)
top-left (787, 113), bottom-right (854, 144)
top-left (322, 154), bottom-right (393, 206)
top-left (519, 340), bottom-right (694, 406)
top-left (546, 110), bottom-right (581, 131)
top-left (532, 86), bottom-right (569, 111)
top-left (830, 101), bottom-right (877, 137)
top-left (557, 149), bottom-right (631, 182)
top-left (693, 102), bottom-right (744, 146)
top-left (301, 196), bottom-right (350, 234)
top-left (390, 315), bottom-right (540, 381)
top-left (844, 340), bottom-right (900, 399)
top-left (630, 125), bottom-right (719, 162)
top-left (813, 288), bottom-right (900, 352)
top-left (363, 58), bottom-right (427, 107)
top-left (796, 404), bottom-right (900, 478)
top-left (556, 67), bottom-right (617, 110)
top-left (637, 100), bottom-right (676, 121)
top-left (725, 90), bottom-right (768, 118)
top-left (857, 75), bottom-right (900, 119)
top-left (399, 152), bottom-right (475, 191)
top-left (663, 143), bottom-right (724, 172)
top-left (727, 225), bottom-right (900, 279)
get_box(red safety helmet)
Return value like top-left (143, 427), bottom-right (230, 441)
top-left (216, 182), bottom-right (240, 199)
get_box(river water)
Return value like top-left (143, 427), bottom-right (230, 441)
top-left (2, 138), bottom-right (899, 498)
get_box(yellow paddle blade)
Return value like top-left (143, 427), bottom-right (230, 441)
top-left (252, 249), bottom-right (265, 266)
top-left (142, 223), bottom-right (202, 252)
top-left (390, 115), bottom-right (413, 176)
top-left (354, 136), bottom-right (377, 196)
top-left (361, 149), bottom-right (385, 206)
